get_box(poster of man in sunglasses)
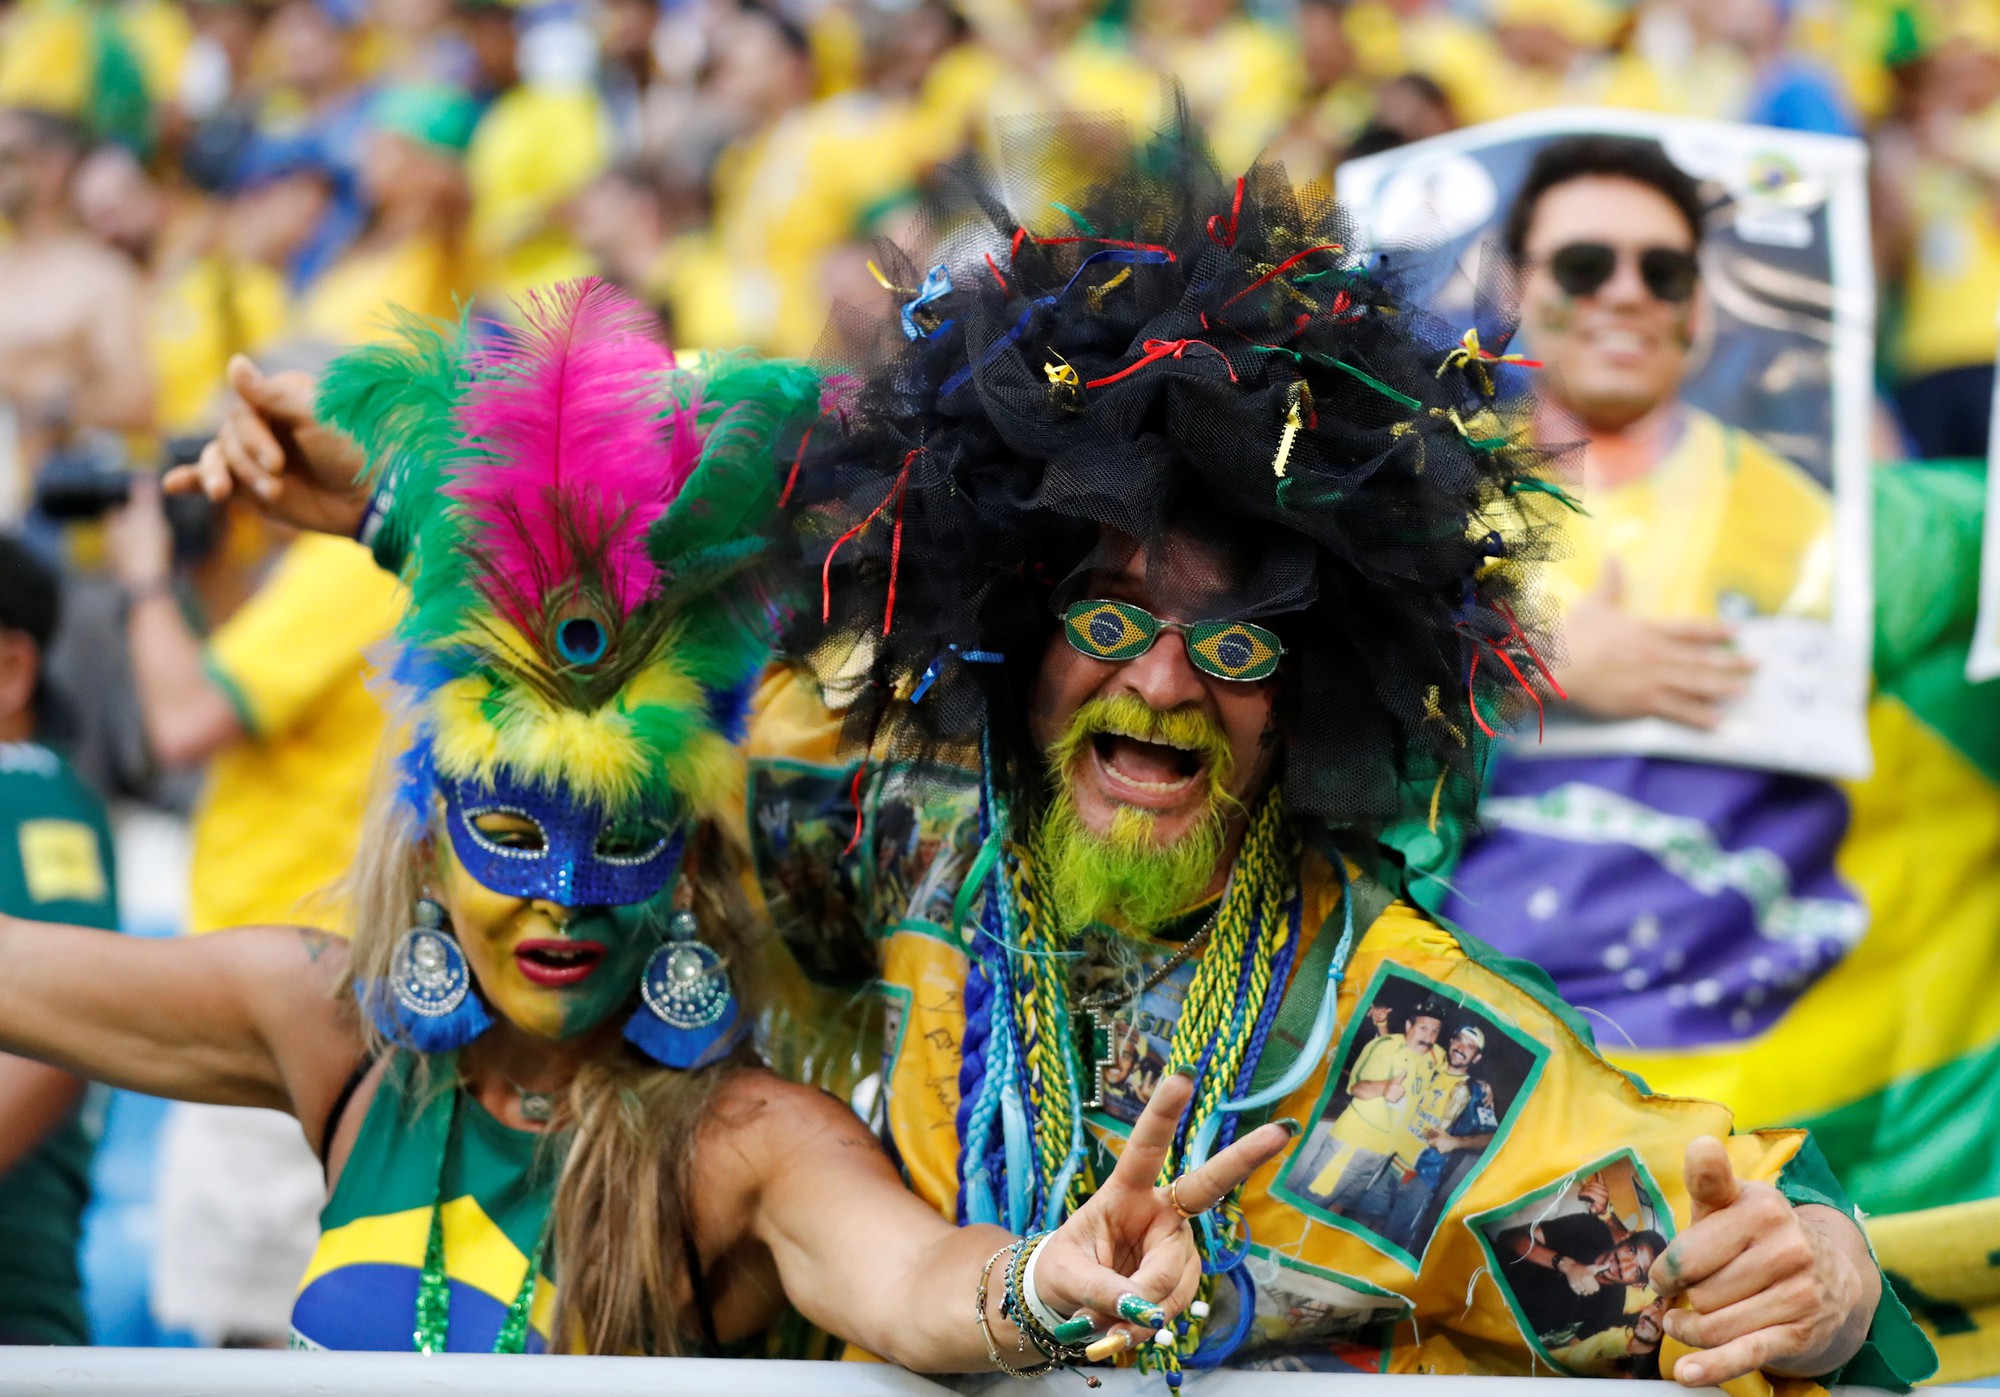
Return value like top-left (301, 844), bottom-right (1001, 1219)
top-left (1339, 110), bottom-right (1873, 778)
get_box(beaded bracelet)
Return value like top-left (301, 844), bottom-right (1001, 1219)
top-left (976, 1242), bottom-right (1058, 1379)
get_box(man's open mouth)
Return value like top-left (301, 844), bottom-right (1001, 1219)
top-left (1090, 730), bottom-right (1207, 796)
top-left (513, 939), bottom-right (609, 988)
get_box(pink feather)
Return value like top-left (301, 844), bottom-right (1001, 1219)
top-left (449, 278), bottom-right (700, 628)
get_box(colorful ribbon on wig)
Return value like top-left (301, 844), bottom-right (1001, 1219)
top-left (1439, 327), bottom-right (1541, 394)
top-left (1460, 596), bottom-right (1566, 740)
top-left (820, 449), bottom-right (919, 636)
top-left (911, 644), bottom-right (1004, 703)
top-left (1222, 243), bottom-right (1345, 309)
top-left (1207, 176), bottom-right (1246, 248)
top-left (901, 263), bottom-right (955, 341)
top-left (939, 246), bottom-right (1176, 396)
top-left (1085, 338), bottom-right (1238, 389)
top-left (1270, 381), bottom-right (1312, 478)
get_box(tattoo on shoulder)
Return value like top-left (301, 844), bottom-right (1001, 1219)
top-left (298, 928), bottom-right (336, 962)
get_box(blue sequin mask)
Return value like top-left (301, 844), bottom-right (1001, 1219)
top-left (440, 768), bottom-right (685, 907)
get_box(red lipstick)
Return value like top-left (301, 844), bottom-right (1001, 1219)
top-left (513, 939), bottom-right (608, 988)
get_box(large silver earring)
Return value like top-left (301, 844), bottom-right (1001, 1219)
top-left (373, 897), bottom-right (494, 1051)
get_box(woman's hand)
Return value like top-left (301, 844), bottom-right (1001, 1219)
top-left (164, 355), bottom-right (370, 537)
top-left (1028, 1071), bottom-right (1298, 1350)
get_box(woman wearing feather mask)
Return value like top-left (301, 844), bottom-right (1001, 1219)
top-left (0, 280), bottom-right (1292, 1361)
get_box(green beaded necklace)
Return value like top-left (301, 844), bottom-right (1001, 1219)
top-left (413, 1090), bottom-right (551, 1355)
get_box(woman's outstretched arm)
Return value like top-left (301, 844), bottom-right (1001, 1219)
top-left (716, 1070), bottom-right (1291, 1372)
top-left (0, 916), bottom-right (358, 1126)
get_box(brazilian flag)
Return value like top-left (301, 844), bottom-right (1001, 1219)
top-left (1402, 460), bottom-right (2000, 1382)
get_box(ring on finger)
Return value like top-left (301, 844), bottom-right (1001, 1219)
top-left (1168, 1175), bottom-right (1206, 1221)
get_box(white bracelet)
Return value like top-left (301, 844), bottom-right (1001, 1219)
top-left (1020, 1233), bottom-right (1071, 1335)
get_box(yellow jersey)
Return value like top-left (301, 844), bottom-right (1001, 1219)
top-left (190, 534), bottom-right (402, 933)
top-left (150, 255), bottom-right (290, 437)
top-left (1894, 120), bottom-right (2000, 379)
top-left (1539, 407), bottom-right (1835, 622)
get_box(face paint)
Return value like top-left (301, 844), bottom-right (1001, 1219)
top-left (434, 795), bottom-right (683, 1041)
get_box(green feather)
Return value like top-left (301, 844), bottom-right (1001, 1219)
top-left (652, 354), bottom-right (820, 574)
top-left (316, 307), bottom-right (475, 585)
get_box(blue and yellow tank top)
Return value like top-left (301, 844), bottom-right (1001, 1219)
top-left (291, 1053), bottom-right (561, 1352)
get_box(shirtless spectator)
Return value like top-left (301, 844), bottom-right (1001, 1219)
top-left (0, 108), bottom-right (152, 519)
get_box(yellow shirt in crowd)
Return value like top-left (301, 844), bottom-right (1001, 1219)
top-left (150, 255), bottom-right (290, 437)
top-left (668, 92), bottom-right (941, 357)
top-left (190, 533), bottom-right (401, 934)
top-left (917, 34), bottom-right (1160, 164)
top-left (295, 234), bottom-right (475, 347)
top-left (466, 84), bottom-right (609, 307)
top-left (1894, 109), bottom-right (2000, 380)
top-left (1539, 406), bottom-right (1835, 622)
top-left (0, 0), bottom-right (188, 118)
top-left (1143, 19), bottom-right (1301, 173)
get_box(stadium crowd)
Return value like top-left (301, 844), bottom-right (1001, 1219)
top-left (0, 0), bottom-right (1997, 1379)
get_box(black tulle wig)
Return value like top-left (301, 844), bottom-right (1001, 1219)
top-left (780, 103), bottom-right (1565, 831)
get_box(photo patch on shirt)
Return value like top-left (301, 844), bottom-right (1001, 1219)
top-left (1270, 961), bottom-right (1547, 1270)
top-left (1467, 1149), bottom-right (1676, 1379)
top-left (1233, 1245), bottom-right (1411, 1362)
top-left (19, 819), bottom-right (107, 905)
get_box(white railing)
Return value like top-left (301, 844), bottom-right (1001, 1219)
top-left (0, 1350), bottom-right (1957, 1397)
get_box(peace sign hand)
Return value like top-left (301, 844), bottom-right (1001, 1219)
top-left (1028, 1071), bottom-right (1299, 1352)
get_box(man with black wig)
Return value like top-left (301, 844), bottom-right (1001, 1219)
top-left (172, 114), bottom-right (1932, 1386)
top-left (759, 114), bottom-right (1927, 1386)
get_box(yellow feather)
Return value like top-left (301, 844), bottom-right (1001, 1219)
top-left (421, 650), bottom-right (745, 818)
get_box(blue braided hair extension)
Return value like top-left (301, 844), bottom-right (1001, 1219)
top-left (993, 856), bottom-right (1047, 1230)
top-left (1039, 979), bottom-right (1091, 1230)
top-left (1183, 886), bottom-right (1311, 1368)
top-left (954, 954), bottom-right (996, 1225)
top-left (954, 737), bottom-right (1004, 1224)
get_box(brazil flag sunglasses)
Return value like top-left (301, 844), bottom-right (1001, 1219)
top-left (1062, 600), bottom-right (1284, 682)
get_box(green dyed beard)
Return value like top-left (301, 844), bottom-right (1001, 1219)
top-left (1031, 694), bottom-right (1237, 938)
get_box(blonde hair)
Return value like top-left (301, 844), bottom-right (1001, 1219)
top-left (342, 774), bottom-right (764, 1355)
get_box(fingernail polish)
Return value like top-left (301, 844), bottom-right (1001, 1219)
top-left (1117, 1293), bottom-right (1166, 1328)
top-left (1052, 1316), bottom-right (1095, 1344)
top-left (1172, 1065), bottom-right (1197, 1081)
top-left (1084, 1331), bottom-right (1133, 1362)
top-left (1275, 1117), bottom-right (1302, 1137)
